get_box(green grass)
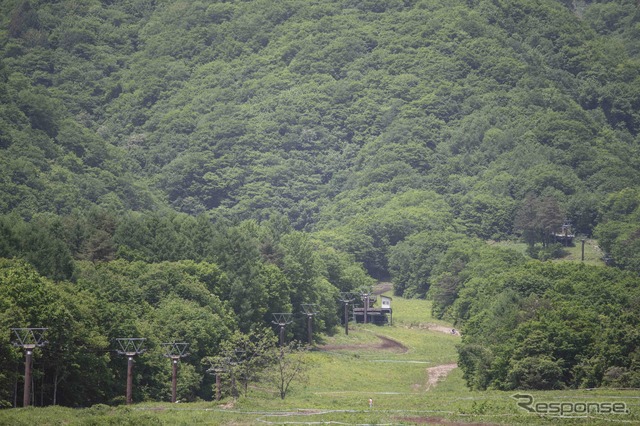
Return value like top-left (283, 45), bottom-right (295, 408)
top-left (390, 294), bottom-right (451, 327)
top-left (491, 239), bottom-right (531, 256)
top-left (554, 238), bottom-right (606, 265)
top-left (491, 238), bottom-right (606, 266)
top-left (2, 292), bottom-right (637, 425)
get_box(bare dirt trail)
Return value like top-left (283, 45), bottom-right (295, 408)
top-left (410, 363), bottom-right (458, 392)
top-left (319, 334), bottom-right (408, 353)
top-left (426, 324), bottom-right (460, 336)
top-left (425, 363), bottom-right (458, 390)
top-left (372, 281), bottom-right (393, 295)
top-left (393, 416), bottom-right (494, 425)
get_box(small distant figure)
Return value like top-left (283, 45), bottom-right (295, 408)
top-left (451, 328), bottom-right (456, 335)
top-left (369, 398), bottom-right (373, 409)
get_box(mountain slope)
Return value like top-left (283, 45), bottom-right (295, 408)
top-left (1, 0), bottom-right (639, 228)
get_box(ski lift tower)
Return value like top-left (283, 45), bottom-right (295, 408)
top-left (271, 313), bottom-right (293, 346)
top-left (338, 292), bottom-right (355, 335)
top-left (360, 292), bottom-right (371, 324)
top-left (161, 342), bottom-right (189, 403)
top-left (11, 328), bottom-right (47, 407)
top-left (301, 304), bottom-right (317, 345)
top-left (116, 338), bottom-right (146, 405)
top-left (206, 357), bottom-right (230, 401)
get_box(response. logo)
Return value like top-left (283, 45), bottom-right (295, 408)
top-left (512, 393), bottom-right (630, 416)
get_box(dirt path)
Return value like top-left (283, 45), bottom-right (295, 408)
top-left (428, 324), bottom-right (460, 336)
top-left (393, 416), bottom-right (493, 425)
top-left (425, 363), bottom-right (458, 390)
top-left (373, 281), bottom-right (393, 295)
top-left (319, 334), bottom-right (408, 353)
top-left (376, 334), bottom-right (408, 352)
top-left (404, 323), bottom-right (460, 336)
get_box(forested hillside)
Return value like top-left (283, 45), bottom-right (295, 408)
top-left (1, 0), bottom-right (640, 405)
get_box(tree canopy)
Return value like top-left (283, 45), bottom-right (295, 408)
top-left (1, 0), bottom-right (640, 402)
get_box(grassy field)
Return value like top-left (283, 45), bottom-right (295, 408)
top-left (491, 238), bottom-right (606, 266)
top-left (555, 238), bottom-right (606, 265)
top-left (1, 293), bottom-right (638, 425)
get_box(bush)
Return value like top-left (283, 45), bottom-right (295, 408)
top-left (527, 243), bottom-right (566, 260)
top-left (506, 356), bottom-right (565, 390)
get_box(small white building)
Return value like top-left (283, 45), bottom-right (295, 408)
top-left (380, 295), bottom-right (392, 310)
top-left (380, 295), bottom-right (392, 325)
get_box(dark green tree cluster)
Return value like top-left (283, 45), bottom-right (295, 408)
top-left (388, 228), bottom-right (640, 391)
top-left (594, 188), bottom-right (640, 272)
top-left (411, 239), bottom-right (640, 390)
top-left (454, 262), bottom-right (640, 390)
top-left (0, 258), bottom-right (111, 407)
top-left (0, 211), bottom-right (372, 407)
top-left (513, 193), bottom-right (567, 259)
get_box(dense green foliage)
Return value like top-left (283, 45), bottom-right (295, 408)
top-left (0, 216), bottom-right (371, 405)
top-left (1, 0), bottom-right (640, 403)
top-left (455, 262), bottom-right (640, 390)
